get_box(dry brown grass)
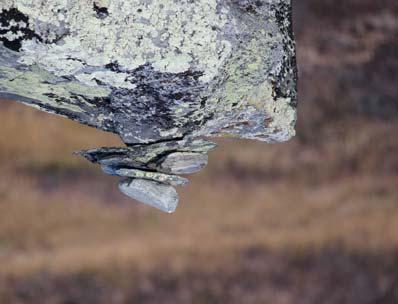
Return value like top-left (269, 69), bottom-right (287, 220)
top-left (0, 100), bottom-right (121, 171)
top-left (0, 101), bottom-right (397, 282)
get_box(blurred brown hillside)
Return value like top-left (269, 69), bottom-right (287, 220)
top-left (0, 0), bottom-right (397, 303)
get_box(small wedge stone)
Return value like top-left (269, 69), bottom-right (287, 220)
top-left (119, 179), bottom-right (179, 213)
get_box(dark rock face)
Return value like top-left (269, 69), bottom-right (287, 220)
top-left (0, 0), bottom-right (297, 211)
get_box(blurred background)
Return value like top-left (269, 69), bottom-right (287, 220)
top-left (0, 0), bottom-right (397, 303)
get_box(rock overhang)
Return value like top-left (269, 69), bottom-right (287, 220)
top-left (0, 0), bottom-right (297, 212)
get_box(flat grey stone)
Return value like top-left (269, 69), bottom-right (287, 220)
top-left (157, 152), bottom-right (208, 175)
top-left (119, 179), bottom-right (179, 213)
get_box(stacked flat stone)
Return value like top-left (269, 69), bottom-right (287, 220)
top-left (0, 0), bottom-right (297, 212)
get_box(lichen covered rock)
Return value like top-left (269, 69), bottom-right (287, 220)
top-left (0, 0), bottom-right (297, 212)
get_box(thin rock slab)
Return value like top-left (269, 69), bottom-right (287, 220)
top-left (77, 138), bottom-right (217, 169)
top-left (102, 165), bottom-right (189, 187)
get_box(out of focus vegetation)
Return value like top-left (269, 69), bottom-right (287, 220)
top-left (0, 0), bottom-right (397, 303)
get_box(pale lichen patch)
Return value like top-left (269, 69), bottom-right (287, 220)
top-left (2, 0), bottom-right (235, 85)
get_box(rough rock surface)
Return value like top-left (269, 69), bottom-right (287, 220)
top-left (0, 0), bottom-right (297, 212)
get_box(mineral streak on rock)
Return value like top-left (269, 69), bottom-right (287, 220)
top-left (102, 166), bottom-right (189, 187)
top-left (0, 0), bottom-right (297, 212)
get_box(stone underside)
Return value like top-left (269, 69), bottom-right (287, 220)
top-left (0, 0), bottom-right (297, 212)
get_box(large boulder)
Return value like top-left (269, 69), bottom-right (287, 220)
top-left (0, 0), bottom-right (297, 212)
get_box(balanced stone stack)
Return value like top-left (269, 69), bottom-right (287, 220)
top-left (0, 0), bottom-right (297, 212)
